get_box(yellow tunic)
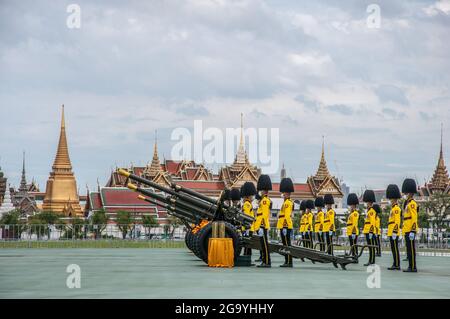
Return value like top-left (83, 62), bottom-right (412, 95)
top-left (314, 210), bottom-right (324, 232)
top-left (242, 200), bottom-right (255, 232)
top-left (387, 204), bottom-right (401, 236)
top-left (376, 215), bottom-right (381, 235)
top-left (254, 195), bottom-right (271, 230)
top-left (403, 199), bottom-right (418, 233)
top-left (323, 209), bottom-right (336, 232)
top-left (363, 207), bottom-right (376, 234)
top-left (276, 199), bottom-right (293, 229)
top-left (304, 212), bottom-right (313, 232)
top-left (299, 214), bottom-right (306, 232)
top-left (346, 210), bottom-right (359, 235)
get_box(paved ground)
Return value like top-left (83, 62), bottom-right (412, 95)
top-left (1, 248), bottom-right (449, 299)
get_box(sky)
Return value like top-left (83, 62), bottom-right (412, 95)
top-left (0, 0), bottom-right (449, 194)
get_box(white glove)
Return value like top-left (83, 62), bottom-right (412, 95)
top-left (369, 233), bottom-right (373, 240)
top-left (257, 228), bottom-right (264, 236)
top-left (319, 231), bottom-right (322, 235)
top-left (392, 233), bottom-right (397, 240)
top-left (329, 231), bottom-right (333, 236)
top-left (282, 228), bottom-right (287, 236)
top-left (351, 234), bottom-right (356, 240)
top-left (409, 232), bottom-right (415, 240)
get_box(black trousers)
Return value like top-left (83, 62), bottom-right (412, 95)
top-left (365, 234), bottom-right (375, 264)
top-left (259, 228), bottom-right (271, 265)
top-left (244, 231), bottom-right (253, 256)
top-left (405, 232), bottom-right (417, 270)
top-left (280, 228), bottom-right (292, 265)
top-left (304, 231), bottom-right (313, 248)
top-left (316, 232), bottom-right (325, 251)
top-left (325, 232), bottom-right (333, 255)
top-left (389, 236), bottom-right (400, 267)
top-left (348, 235), bottom-right (359, 256)
top-left (375, 235), bottom-right (381, 255)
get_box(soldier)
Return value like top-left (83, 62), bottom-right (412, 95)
top-left (362, 190), bottom-right (377, 266)
top-left (254, 174), bottom-right (272, 268)
top-left (386, 184), bottom-right (402, 270)
top-left (373, 204), bottom-right (382, 257)
top-left (230, 188), bottom-right (241, 209)
top-left (298, 201), bottom-right (307, 262)
top-left (222, 189), bottom-right (231, 207)
top-left (240, 182), bottom-right (257, 256)
top-left (277, 178), bottom-right (294, 267)
top-left (314, 197), bottom-right (325, 252)
top-left (346, 193), bottom-right (360, 257)
top-left (304, 200), bottom-right (314, 248)
top-left (402, 178), bottom-right (419, 273)
top-left (323, 194), bottom-right (336, 255)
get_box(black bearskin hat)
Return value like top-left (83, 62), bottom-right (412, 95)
top-left (402, 178), bottom-right (418, 194)
top-left (386, 184), bottom-right (401, 199)
top-left (305, 200), bottom-right (315, 210)
top-left (230, 188), bottom-right (241, 201)
top-left (373, 204), bottom-right (381, 216)
top-left (324, 194), bottom-right (335, 205)
top-left (222, 189), bottom-right (231, 201)
top-left (363, 190), bottom-right (376, 203)
top-left (347, 193), bottom-right (359, 206)
top-left (314, 197), bottom-right (324, 208)
top-left (240, 182), bottom-right (257, 197)
top-left (299, 200), bottom-right (307, 211)
top-left (257, 174), bottom-right (272, 191)
top-left (279, 177), bottom-right (294, 193)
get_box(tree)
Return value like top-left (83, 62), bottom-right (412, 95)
top-left (116, 211), bottom-right (134, 239)
top-left (90, 209), bottom-right (109, 239)
top-left (0, 210), bottom-right (26, 239)
top-left (167, 216), bottom-right (181, 239)
top-left (64, 217), bottom-right (85, 239)
top-left (28, 211), bottom-right (60, 239)
top-left (142, 215), bottom-right (158, 239)
top-left (422, 192), bottom-right (450, 231)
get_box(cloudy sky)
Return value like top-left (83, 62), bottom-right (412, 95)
top-left (0, 0), bottom-right (449, 194)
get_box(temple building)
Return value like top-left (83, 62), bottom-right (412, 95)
top-left (0, 166), bottom-right (7, 203)
top-left (11, 152), bottom-right (38, 216)
top-left (42, 106), bottom-right (83, 217)
top-left (90, 116), bottom-right (344, 223)
top-left (420, 126), bottom-right (450, 196)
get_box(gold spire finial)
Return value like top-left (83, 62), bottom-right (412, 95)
top-left (52, 105), bottom-right (72, 170)
top-left (315, 135), bottom-right (330, 180)
top-left (430, 123), bottom-right (449, 191)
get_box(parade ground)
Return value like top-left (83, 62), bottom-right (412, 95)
top-left (1, 248), bottom-right (449, 299)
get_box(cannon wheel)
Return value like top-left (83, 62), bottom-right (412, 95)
top-left (193, 222), bottom-right (241, 264)
top-left (184, 230), bottom-right (193, 251)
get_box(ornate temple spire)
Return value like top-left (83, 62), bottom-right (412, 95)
top-left (146, 130), bottom-right (162, 177)
top-left (52, 105), bottom-right (72, 171)
top-left (234, 113), bottom-right (248, 165)
top-left (315, 135), bottom-right (331, 180)
top-left (0, 185), bottom-right (15, 216)
top-left (19, 151), bottom-right (28, 193)
top-left (430, 124), bottom-right (450, 191)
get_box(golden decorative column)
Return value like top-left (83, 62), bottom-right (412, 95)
top-left (42, 105), bottom-right (82, 216)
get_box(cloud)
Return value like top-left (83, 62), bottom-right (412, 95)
top-left (326, 104), bottom-right (353, 116)
top-left (375, 85), bottom-right (410, 106)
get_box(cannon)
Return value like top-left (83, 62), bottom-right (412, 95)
top-left (117, 169), bottom-right (369, 269)
top-left (117, 169), bottom-right (251, 263)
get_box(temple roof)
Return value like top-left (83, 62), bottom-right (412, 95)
top-left (429, 125), bottom-right (450, 191)
top-left (314, 137), bottom-right (331, 181)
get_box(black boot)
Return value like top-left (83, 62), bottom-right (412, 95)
top-left (387, 266), bottom-right (400, 270)
top-left (403, 268), bottom-right (417, 273)
top-left (257, 263), bottom-right (271, 268)
top-left (279, 263), bottom-right (293, 268)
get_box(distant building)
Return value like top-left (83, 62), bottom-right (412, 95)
top-left (11, 152), bottom-right (38, 217)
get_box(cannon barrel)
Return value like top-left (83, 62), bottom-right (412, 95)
top-left (119, 169), bottom-right (254, 227)
top-left (137, 195), bottom-right (199, 224)
top-left (119, 169), bottom-right (217, 213)
top-left (128, 183), bottom-right (214, 220)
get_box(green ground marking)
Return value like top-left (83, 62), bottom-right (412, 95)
top-left (0, 248), bottom-right (449, 299)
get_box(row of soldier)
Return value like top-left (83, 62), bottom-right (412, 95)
top-left (224, 175), bottom-right (419, 272)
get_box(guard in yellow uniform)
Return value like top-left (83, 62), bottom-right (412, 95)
top-left (277, 178), bottom-right (294, 267)
top-left (314, 197), bottom-right (325, 252)
top-left (402, 178), bottom-right (419, 273)
top-left (346, 193), bottom-right (360, 257)
top-left (299, 201), bottom-right (307, 247)
top-left (373, 204), bottom-right (382, 257)
top-left (304, 201), bottom-right (314, 248)
top-left (323, 194), bottom-right (336, 255)
top-left (255, 174), bottom-right (272, 268)
top-left (240, 182), bottom-right (257, 256)
top-left (362, 190), bottom-right (377, 266)
top-left (386, 184), bottom-right (402, 270)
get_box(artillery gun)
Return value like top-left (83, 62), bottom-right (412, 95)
top-left (117, 169), bottom-right (372, 270)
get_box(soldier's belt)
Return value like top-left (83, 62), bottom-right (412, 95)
top-left (257, 213), bottom-right (262, 216)
top-left (388, 222), bottom-right (395, 225)
top-left (279, 215), bottom-right (285, 218)
top-left (347, 223), bottom-right (353, 226)
top-left (404, 217), bottom-right (411, 220)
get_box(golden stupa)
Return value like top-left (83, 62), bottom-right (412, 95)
top-left (42, 105), bottom-right (83, 216)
